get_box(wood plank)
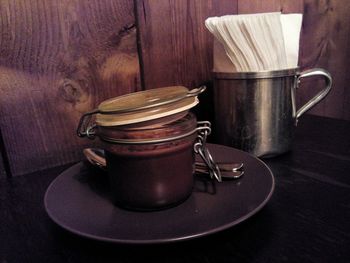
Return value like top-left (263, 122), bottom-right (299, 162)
top-left (238, 0), bottom-right (303, 13)
top-left (238, 0), bottom-right (282, 13)
top-left (298, 0), bottom-right (333, 117)
top-left (299, 0), bottom-right (350, 120)
top-left (0, 0), bottom-right (141, 176)
top-left (136, 0), bottom-right (237, 89)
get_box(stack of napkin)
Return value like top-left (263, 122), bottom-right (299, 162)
top-left (205, 12), bottom-right (303, 72)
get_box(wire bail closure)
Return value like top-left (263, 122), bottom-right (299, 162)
top-left (77, 110), bottom-right (98, 138)
top-left (194, 121), bottom-right (222, 182)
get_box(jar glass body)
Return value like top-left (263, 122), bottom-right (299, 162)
top-left (97, 113), bottom-right (197, 211)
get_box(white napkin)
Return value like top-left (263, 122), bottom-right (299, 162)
top-left (280, 14), bottom-right (303, 68)
top-left (205, 12), bottom-right (303, 72)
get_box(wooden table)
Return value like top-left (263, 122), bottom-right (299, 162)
top-left (1, 114), bottom-right (350, 262)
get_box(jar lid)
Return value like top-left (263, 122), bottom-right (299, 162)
top-left (77, 86), bottom-right (206, 136)
top-left (96, 96), bottom-right (198, 126)
top-left (95, 86), bottom-right (205, 126)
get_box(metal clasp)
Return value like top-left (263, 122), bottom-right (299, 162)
top-left (194, 121), bottom-right (222, 182)
top-left (76, 110), bottom-right (98, 139)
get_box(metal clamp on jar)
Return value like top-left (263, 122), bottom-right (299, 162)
top-left (77, 86), bottom-right (241, 211)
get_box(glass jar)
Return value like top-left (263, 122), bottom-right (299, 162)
top-left (77, 86), bottom-right (219, 211)
top-left (97, 113), bottom-right (197, 210)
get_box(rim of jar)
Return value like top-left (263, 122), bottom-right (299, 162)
top-left (96, 113), bottom-right (198, 145)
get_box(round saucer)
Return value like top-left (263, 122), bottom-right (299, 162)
top-left (44, 144), bottom-right (274, 244)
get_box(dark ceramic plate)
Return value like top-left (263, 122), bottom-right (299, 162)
top-left (44, 144), bottom-right (274, 244)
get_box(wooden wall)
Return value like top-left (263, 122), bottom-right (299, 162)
top-left (0, 0), bottom-right (140, 176)
top-left (0, 0), bottom-right (349, 176)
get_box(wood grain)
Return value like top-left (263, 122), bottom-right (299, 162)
top-left (299, 0), bottom-right (350, 119)
top-left (136, 0), bottom-right (237, 89)
top-left (0, 0), bottom-right (141, 176)
top-left (238, 0), bottom-right (304, 13)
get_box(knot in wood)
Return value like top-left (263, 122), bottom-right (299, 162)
top-left (59, 79), bottom-right (84, 104)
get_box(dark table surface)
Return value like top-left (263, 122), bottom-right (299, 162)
top-left (1, 114), bottom-right (350, 263)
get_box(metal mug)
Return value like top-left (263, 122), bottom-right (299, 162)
top-left (213, 68), bottom-right (332, 157)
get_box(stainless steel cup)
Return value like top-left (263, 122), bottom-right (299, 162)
top-left (213, 68), bottom-right (332, 157)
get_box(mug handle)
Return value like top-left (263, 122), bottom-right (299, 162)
top-left (295, 68), bottom-right (332, 124)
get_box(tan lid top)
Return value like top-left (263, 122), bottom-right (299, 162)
top-left (95, 86), bottom-right (204, 126)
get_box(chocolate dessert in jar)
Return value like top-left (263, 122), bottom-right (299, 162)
top-left (77, 86), bottom-right (218, 211)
